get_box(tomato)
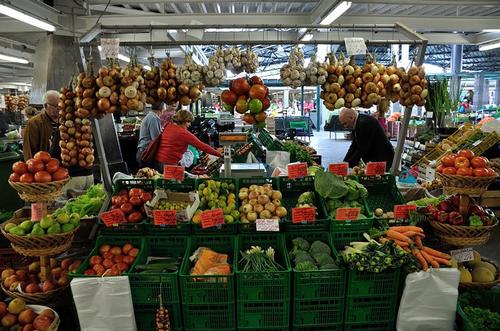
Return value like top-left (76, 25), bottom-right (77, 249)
top-left (128, 211), bottom-right (143, 223)
top-left (129, 196), bottom-right (143, 207)
top-left (34, 151), bottom-right (51, 163)
top-left (456, 167), bottom-right (473, 176)
top-left (129, 188), bottom-right (144, 197)
top-left (454, 156), bottom-right (470, 169)
top-left (436, 164), bottom-right (445, 173)
top-left (128, 248), bottom-right (140, 257)
top-left (112, 195), bottom-right (128, 207)
top-left (52, 168), bottom-right (69, 181)
top-left (89, 255), bottom-right (103, 266)
top-left (84, 269), bottom-right (96, 276)
top-left (441, 155), bottom-right (457, 167)
top-left (486, 168), bottom-right (497, 177)
top-left (45, 158), bottom-right (60, 174)
top-left (117, 262), bottom-right (129, 272)
top-left (442, 167), bottom-right (457, 175)
top-left (470, 156), bottom-right (489, 169)
top-left (123, 255), bottom-right (135, 265)
top-left (102, 252), bottom-right (113, 260)
top-left (122, 243), bottom-right (133, 255)
top-left (473, 168), bottom-right (489, 177)
top-left (118, 189), bottom-right (128, 197)
top-left (9, 173), bottom-right (20, 182)
top-left (93, 264), bottom-right (105, 276)
top-left (120, 203), bottom-right (134, 215)
top-left (34, 171), bottom-right (52, 183)
top-left (110, 265), bottom-right (121, 276)
top-left (12, 161), bottom-right (28, 175)
top-left (102, 258), bottom-right (114, 269)
top-left (113, 255), bottom-right (124, 264)
top-left (140, 192), bottom-right (153, 203)
top-left (457, 149), bottom-right (475, 160)
top-left (99, 244), bottom-right (111, 255)
top-left (26, 159), bottom-right (44, 173)
top-left (20, 173), bottom-right (34, 183)
top-left (110, 246), bottom-right (122, 256)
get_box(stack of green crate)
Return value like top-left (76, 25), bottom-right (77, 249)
top-left (344, 268), bottom-right (401, 330)
top-left (286, 232), bottom-right (346, 331)
top-left (129, 236), bottom-right (187, 331)
top-left (180, 235), bottom-right (236, 330)
top-left (235, 233), bottom-right (291, 331)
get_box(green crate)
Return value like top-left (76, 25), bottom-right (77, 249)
top-left (240, 328), bottom-right (288, 331)
top-left (235, 233), bottom-right (291, 302)
top-left (134, 303), bottom-right (182, 331)
top-left (357, 174), bottom-right (405, 215)
top-left (330, 219), bottom-right (374, 251)
top-left (345, 295), bottom-right (398, 323)
top-left (179, 235), bottom-right (235, 304)
top-left (347, 269), bottom-right (400, 297)
top-left (129, 236), bottom-right (187, 305)
top-left (292, 324), bottom-right (342, 331)
top-left (71, 235), bottom-right (144, 278)
top-left (292, 298), bottom-right (344, 326)
top-left (343, 321), bottom-right (395, 331)
top-left (458, 289), bottom-right (500, 331)
top-left (113, 178), bottom-right (156, 194)
top-left (285, 232), bottom-right (346, 300)
top-left (182, 303), bottom-right (236, 330)
top-left (258, 130), bottom-right (285, 151)
top-left (237, 301), bottom-right (289, 329)
top-left (155, 178), bottom-right (196, 192)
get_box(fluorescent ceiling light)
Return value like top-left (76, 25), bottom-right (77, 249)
top-left (301, 34), bottom-right (314, 42)
top-left (117, 54), bottom-right (130, 62)
top-left (482, 29), bottom-right (500, 32)
top-left (0, 54), bottom-right (29, 64)
top-left (144, 65), bottom-right (151, 71)
top-left (479, 42), bottom-right (500, 51)
top-left (320, 1), bottom-right (352, 26)
top-left (299, 28), bottom-right (307, 34)
top-left (98, 46), bottom-right (102, 51)
top-left (0, 4), bottom-right (55, 32)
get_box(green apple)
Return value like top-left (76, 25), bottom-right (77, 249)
top-left (19, 220), bottom-right (34, 232)
top-left (31, 224), bottom-right (45, 236)
top-left (57, 212), bottom-right (70, 224)
top-left (47, 223), bottom-right (61, 234)
top-left (69, 213), bottom-right (81, 226)
top-left (62, 223), bottom-right (75, 233)
top-left (8, 226), bottom-right (26, 236)
top-left (40, 215), bottom-right (54, 229)
top-left (4, 223), bottom-right (16, 232)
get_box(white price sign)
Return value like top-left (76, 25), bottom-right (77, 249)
top-left (450, 247), bottom-right (474, 263)
top-left (344, 38), bottom-right (367, 56)
top-left (426, 111), bottom-right (434, 118)
top-left (256, 219), bottom-right (279, 232)
top-left (100, 38), bottom-right (120, 59)
top-left (266, 117), bottom-right (276, 134)
top-left (472, 140), bottom-right (482, 147)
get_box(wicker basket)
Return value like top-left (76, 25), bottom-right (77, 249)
top-left (29, 304), bottom-right (60, 330)
top-left (460, 258), bottom-right (500, 289)
top-left (429, 219), bottom-right (498, 246)
top-left (436, 172), bottom-right (498, 196)
top-left (1, 282), bottom-right (69, 304)
top-left (1, 217), bottom-right (79, 257)
top-left (8, 178), bottom-right (69, 202)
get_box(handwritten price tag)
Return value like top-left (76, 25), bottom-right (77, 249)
top-left (164, 165), bottom-right (185, 181)
top-left (344, 37), bottom-right (367, 56)
top-left (256, 219), bottom-right (280, 232)
top-left (153, 210), bottom-right (177, 226)
top-left (287, 162), bottom-right (308, 179)
top-left (101, 209), bottom-right (126, 227)
top-left (292, 207), bottom-right (315, 223)
top-left (366, 162), bottom-right (386, 176)
top-left (393, 204), bottom-right (417, 220)
top-left (328, 163), bottom-right (349, 176)
top-left (100, 38), bottom-right (120, 59)
top-left (31, 203), bottom-right (46, 222)
top-left (336, 207), bottom-right (361, 221)
top-left (201, 208), bottom-right (225, 229)
top-left (450, 248), bottom-right (474, 263)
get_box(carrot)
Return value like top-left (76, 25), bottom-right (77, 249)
top-left (412, 248), bottom-right (428, 271)
top-left (430, 260), bottom-right (440, 268)
top-left (393, 239), bottom-right (409, 247)
top-left (422, 246), bottom-right (451, 260)
top-left (386, 229), bottom-right (413, 243)
top-left (390, 226), bottom-right (424, 233)
top-left (414, 236), bottom-right (423, 249)
top-left (432, 256), bottom-right (452, 266)
top-left (402, 231), bottom-right (426, 238)
top-left (420, 250), bottom-right (435, 264)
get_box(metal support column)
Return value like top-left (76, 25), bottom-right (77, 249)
top-left (450, 45), bottom-right (463, 102)
top-left (316, 85), bottom-right (321, 132)
top-left (300, 86), bottom-right (304, 116)
top-left (495, 80), bottom-right (500, 105)
top-left (473, 73), bottom-right (486, 109)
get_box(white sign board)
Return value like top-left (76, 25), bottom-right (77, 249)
top-left (100, 38), bottom-right (120, 59)
top-left (344, 38), bottom-right (367, 56)
top-left (450, 247), bottom-right (474, 263)
top-left (256, 219), bottom-right (279, 232)
top-left (266, 117), bottom-right (276, 134)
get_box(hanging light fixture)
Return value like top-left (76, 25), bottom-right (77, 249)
top-left (0, 4), bottom-right (55, 32)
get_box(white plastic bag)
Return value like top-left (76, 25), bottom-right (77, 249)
top-left (397, 268), bottom-right (460, 331)
top-left (71, 276), bottom-right (137, 331)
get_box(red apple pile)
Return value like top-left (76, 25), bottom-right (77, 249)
top-left (0, 298), bottom-right (57, 331)
top-left (83, 242), bottom-right (139, 276)
top-left (9, 151), bottom-right (69, 184)
top-left (110, 188), bottom-right (153, 223)
top-left (221, 75), bottom-right (270, 129)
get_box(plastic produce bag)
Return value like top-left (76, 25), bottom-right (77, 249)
top-left (397, 268), bottom-right (460, 331)
top-left (266, 151), bottom-right (290, 172)
top-left (71, 276), bottom-right (137, 331)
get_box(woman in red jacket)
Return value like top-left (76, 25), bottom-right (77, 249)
top-left (155, 110), bottom-right (221, 168)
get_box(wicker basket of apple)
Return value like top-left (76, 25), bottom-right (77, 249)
top-left (436, 150), bottom-right (498, 196)
top-left (1, 257), bottom-right (81, 304)
top-left (0, 298), bottom-right (59, 330)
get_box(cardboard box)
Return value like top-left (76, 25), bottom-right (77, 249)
top-left (145, 189), bottom-right (200, 223)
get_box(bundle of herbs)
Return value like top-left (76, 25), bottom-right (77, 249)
top-left (239, 246), bottom-right (283, 273)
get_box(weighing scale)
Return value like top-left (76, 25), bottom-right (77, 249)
top-left (219, 132), bottom-right (266, 178)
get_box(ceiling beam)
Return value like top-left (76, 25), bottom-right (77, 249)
top-left (89, 4), bottom-right (157, 15)
top-left (469, 32), bottom-right (500, 44)
top-left (86, 0), bottom-right (317, 3)
top-left (0, 36), bottom-right (36, 50)
top-left (0, 46), bottom-right (33, 62)
top-left (350, 0), bottom-right (500, 5)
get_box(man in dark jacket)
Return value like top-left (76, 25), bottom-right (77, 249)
top-left (340, 107), bottom-right (394, 168)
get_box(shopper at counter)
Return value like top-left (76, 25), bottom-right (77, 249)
top-left (155, 110), bottom-right (221, 169)
top-left (340, 107), bottom-right (394, 168)
top-left (136, 102), bottom-right (163, 166)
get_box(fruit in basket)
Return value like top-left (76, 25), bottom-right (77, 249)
top-left (82, 242), bottom-right (138, 276)
top-left (438, 150), bottom-right (497, 177)
top-left (8, 299), bottom-right (25, 315)
top-left (10, 156), bottom-right (69, 183)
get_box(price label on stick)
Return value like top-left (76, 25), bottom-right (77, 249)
top-left (336, 207), bottom-right (361, 221)
top-left (344, 37), bottom-right (367, 56)
top-left (100, 38), bottom-right (120, 59)
top-left (292, 207), bottom-right (315, 223)
top-left (31, 203), bottom-right (46, 222)
top-left (153, 210), bottom-right (177, 226)
top-left (287, 162), bottom-right (308, 179)
top-left (450, 248), bottom-right (474, 263)
top-left (201, 208), bottom-right (225, 228)
top-left (164, 165), bottom-right (185, 181)
top-left (328, 163), bottom-right (349, 176)
top-left (393, 205), bottom-right (417, 220)
top-left (366, 162), bottom-right (386, 176)
top-left (256, 219), bottom-right (280, 232)
top-left (101, 209), bottom-right (126, 227)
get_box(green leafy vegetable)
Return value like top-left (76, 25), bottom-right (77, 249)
top-left (314, 169), bottom-right (348, 199)
top-left (463, 307), bottom-right (500, 331)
